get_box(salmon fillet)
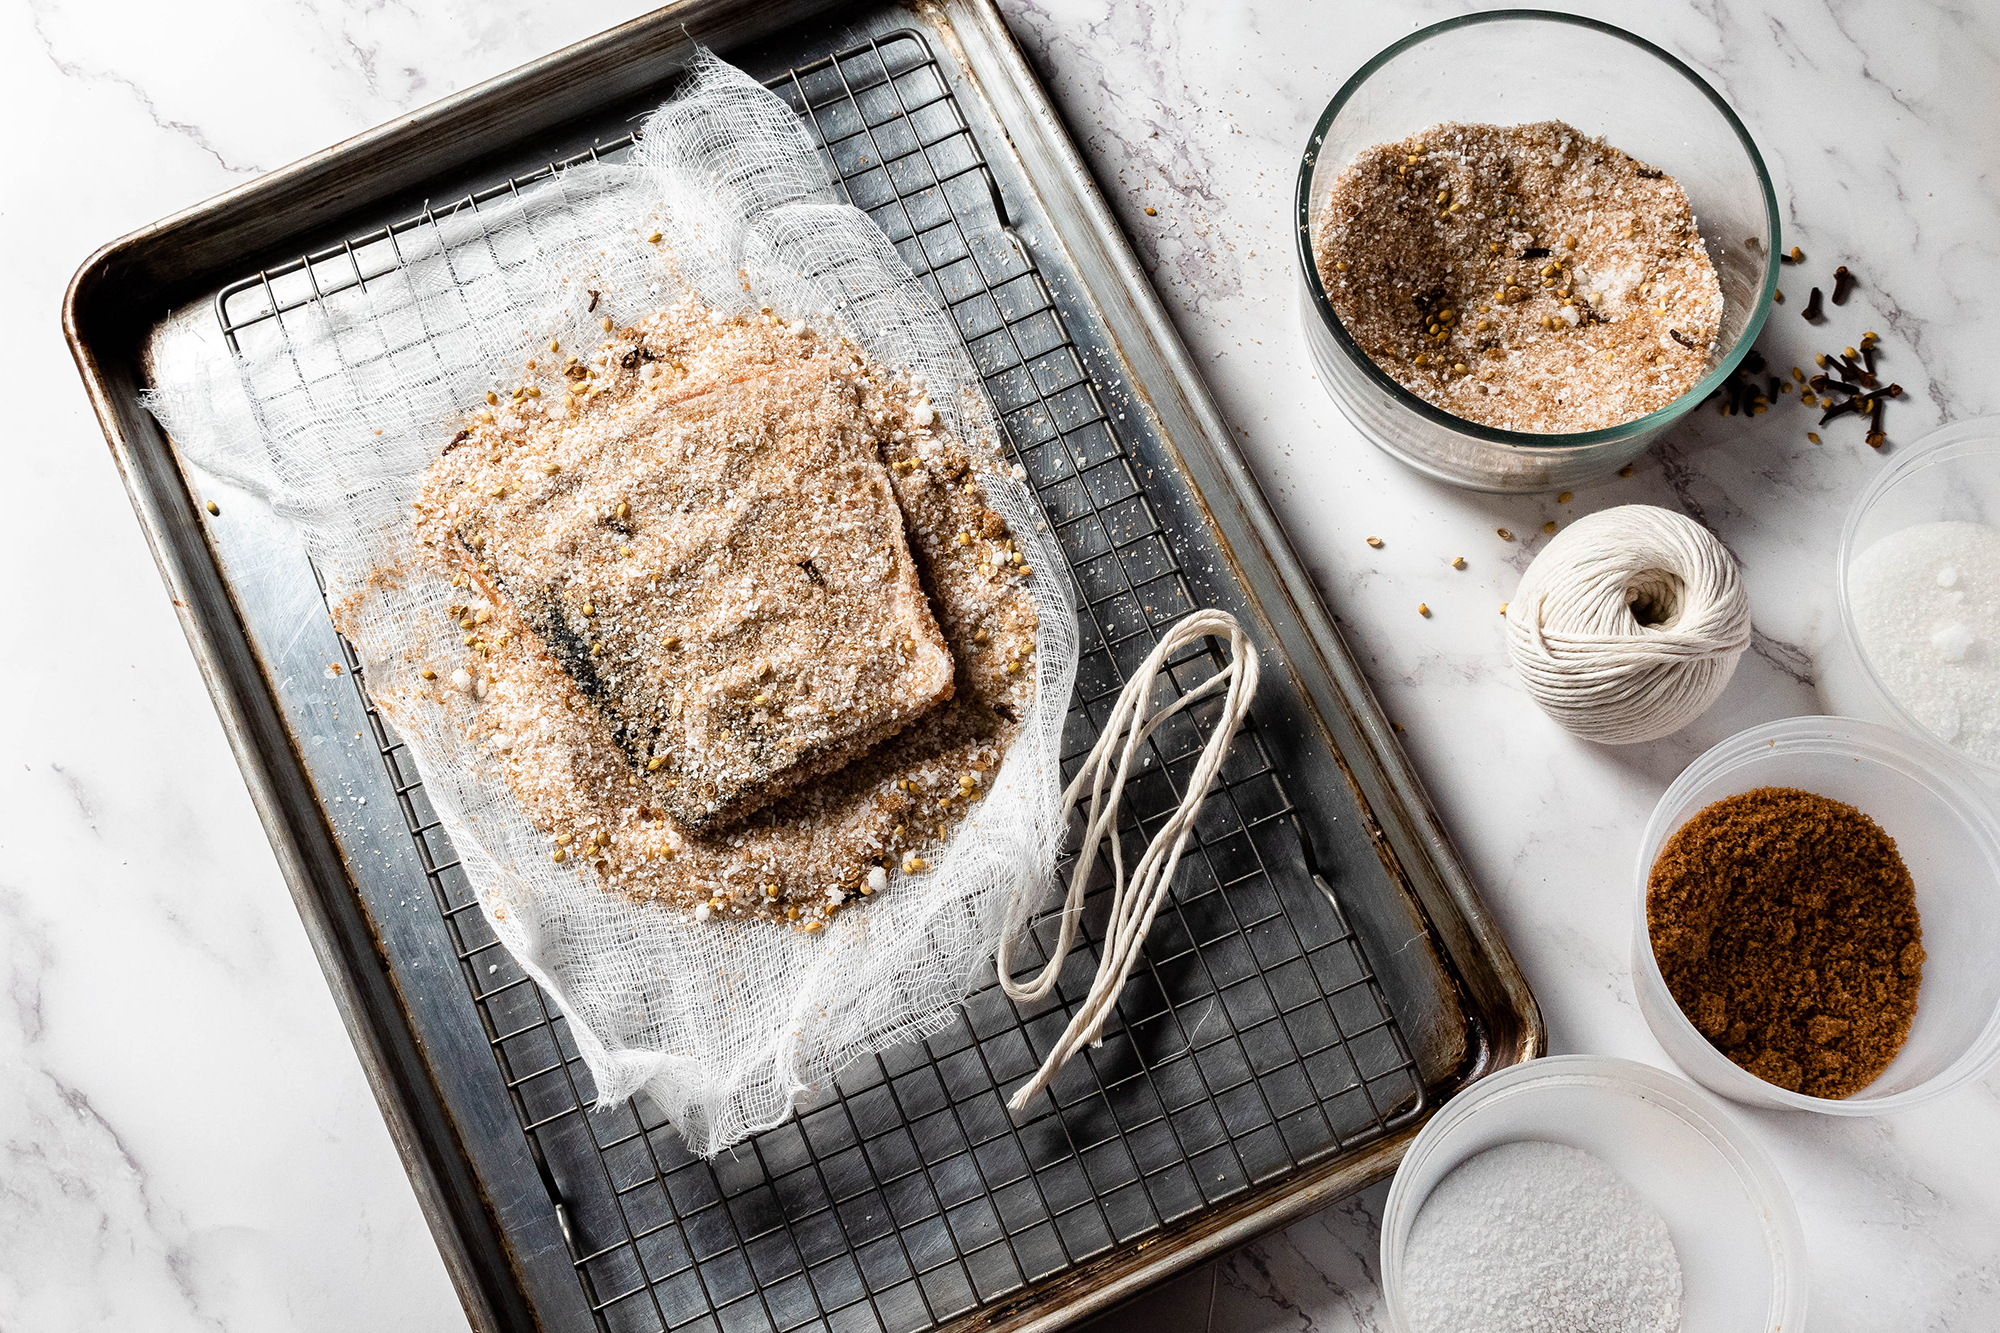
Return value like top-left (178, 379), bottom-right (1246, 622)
top-left (415, 304), bottom-right (954, 831)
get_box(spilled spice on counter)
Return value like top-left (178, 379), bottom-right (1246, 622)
top-left (1810, 332), bottom-right (1902, 447)
top-left (1647, 786), bottom-right (1924, 1098)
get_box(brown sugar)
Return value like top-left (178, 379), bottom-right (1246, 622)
top-left (398, 302), bottom-right (1039, 926)
top-left (1312, 120), bottom-right (1723, 433)
top-left (1646, 786), bottom-right (1924, 1098)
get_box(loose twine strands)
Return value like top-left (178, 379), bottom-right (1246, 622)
top-left (1504, 504), bottom-right (1751, 745)
top-left (998, 609), bottom-right (1259, 1112)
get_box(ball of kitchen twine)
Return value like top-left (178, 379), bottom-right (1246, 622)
top-left (1505, 505), bottom-right (1751, 744)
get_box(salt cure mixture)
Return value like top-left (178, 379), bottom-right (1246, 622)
top-left (404, 301), bottom-right (1039, 928)
top-left (1404, 1140), bottom-right (1682, 1333)
top-left (1314, 120), bottom-right (1723, 432)
top-left (1850, 521), bottom-right (2000, 765)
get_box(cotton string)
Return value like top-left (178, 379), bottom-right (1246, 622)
top-left (1504, 504), bottom-right (1750, 745)
top-left (997, 608), bottom-right (1259, 1113)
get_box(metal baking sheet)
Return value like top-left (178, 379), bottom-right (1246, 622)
top-left (64, 4), bottom-right (1542, 1332)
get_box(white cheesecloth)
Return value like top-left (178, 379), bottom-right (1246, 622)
top-left (142, 50), bottom-right (1079, 1155)
top-left (1504, 504), bottom-right (1751, 744)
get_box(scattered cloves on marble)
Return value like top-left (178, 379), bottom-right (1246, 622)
top-left (1809, 334), bottom-right (1900, 447)
top-left (1803, 287), bottom-right (1826, 322)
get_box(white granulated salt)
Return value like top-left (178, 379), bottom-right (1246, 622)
top-left (1850, 521), bottom-right (2000, 763)
top-left (1403, 1140), bottom-right (1681, 1333)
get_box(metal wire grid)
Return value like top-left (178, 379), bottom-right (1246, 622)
top-left (228, 30), bottom-right (1426, 1333)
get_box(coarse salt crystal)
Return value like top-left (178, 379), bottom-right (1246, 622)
top-left (1933, 623), bottom-right (1976, 661)
top-left (866, 866), bottom-right (887, 893)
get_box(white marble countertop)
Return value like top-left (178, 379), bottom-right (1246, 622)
top-left (8, 0), bottom-right (1997, 1328)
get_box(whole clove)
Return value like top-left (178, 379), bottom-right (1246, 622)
top-left (1832, 266), bottom-right (1858, 305)
top-left (1803, 287), bottom-right (1826, 322)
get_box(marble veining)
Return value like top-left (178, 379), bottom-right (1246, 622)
top-left (8, 0), bottom-right (1998, 1329)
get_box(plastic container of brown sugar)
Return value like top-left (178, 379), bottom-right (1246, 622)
top-left (1295, 11), bottom-right (1780, 493)
top-left (1631, 716), bottom-right (2000, 1114)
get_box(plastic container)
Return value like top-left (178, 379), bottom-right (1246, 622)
top-left (1632, 716), bottom-right (2000, 1113)
top-left (1380, 1055), bottom-right (1805, 1333)
top-left (1295, 11), bottom-right (1780, 493)
top-left (1832, 417), bottom-right (2000, 775)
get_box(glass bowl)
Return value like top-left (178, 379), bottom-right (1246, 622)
top-left (1631, 716), bottom-right (2000, 1114)
top-left (1380, 1055), bottom-right (1806, 1333)
top-left (1835, 417), bottom-right (2000, 775)
top-left (1295, 11), bottom-right (1780, 493)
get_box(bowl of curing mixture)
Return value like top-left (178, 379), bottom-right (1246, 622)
top-left (1296, 11), bottom-right (1779, 492)
top-left (1633, 717), bottom-right (2000, 1114)
top-left (1839, 417), bottom-right (2000, 774)
top-left (1381, 1055), bottom-right (1805, 1333)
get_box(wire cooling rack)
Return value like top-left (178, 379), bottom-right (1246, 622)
top-left (218, 30), bottom-right (1424, 1333)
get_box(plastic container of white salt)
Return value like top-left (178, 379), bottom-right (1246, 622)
top-left (1832, 417), bottom-right (2000, 775)
top-left (1380, 1056), bottom-right (1805, 1333)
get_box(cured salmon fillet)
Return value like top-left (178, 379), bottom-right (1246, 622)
top-left (416, 304), bottom-right (954, 832)
top-left (399, 299), bottom-right (1041, 925)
